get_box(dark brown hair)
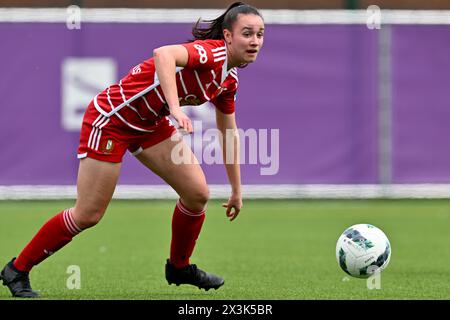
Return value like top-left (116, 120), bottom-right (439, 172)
top-left (191, 2), bottom-right (262, 41)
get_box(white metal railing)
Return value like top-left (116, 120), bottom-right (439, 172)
top-left (0, 8), bottom-right (450, 24)
top-left (2, 184), bottom-right (450, 200)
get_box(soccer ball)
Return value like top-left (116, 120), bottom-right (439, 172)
top-left (336, 224), bottom-right (391, 278)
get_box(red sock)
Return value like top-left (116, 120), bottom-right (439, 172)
top-left (13, 208), bottom-right (82, 272)
top-left (170, 199), bottom-right (206, 268)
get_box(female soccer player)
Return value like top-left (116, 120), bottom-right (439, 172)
top-left (0, 2), bottom-right (264, 298)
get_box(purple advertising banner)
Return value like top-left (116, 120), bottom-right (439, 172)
top-left (1, 23), bottom-right (448, 185)
top-left (391, 26), bottom-right (450, 183)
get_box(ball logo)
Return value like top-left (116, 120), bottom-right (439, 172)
top-left (344, 228), bottom-right (374, 250)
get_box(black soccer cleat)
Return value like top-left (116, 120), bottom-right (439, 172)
top-left (165, 259), bottom-right (224, 291)
top-left (0, 258), bottom-right (39, 298)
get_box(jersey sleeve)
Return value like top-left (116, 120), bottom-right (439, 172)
top-left (211, 83), bottom-right (238, 114)
top-left (182, 40), bottom-right (225, 70)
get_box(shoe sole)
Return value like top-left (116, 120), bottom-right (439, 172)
top-left (167, 281), bottom-right (224, 291)
top-left (13, 292), bottom-right (40, 298)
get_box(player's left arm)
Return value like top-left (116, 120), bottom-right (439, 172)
top-left (215, 108), bottom-right (243, 222)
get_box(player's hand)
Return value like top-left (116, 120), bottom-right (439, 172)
top-left (170, 107), bottom-right (193, 134)
top-left (222, 194), bottom-right (243, 222)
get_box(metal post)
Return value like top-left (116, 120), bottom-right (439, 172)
top-left (378, 25), bottom-right (393, 185)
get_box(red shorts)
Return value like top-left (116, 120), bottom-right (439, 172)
top-left (77, 102), bottom-right (177, 163)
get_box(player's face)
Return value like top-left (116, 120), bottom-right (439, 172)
top-left (225, 14), bottom-right (265, 66)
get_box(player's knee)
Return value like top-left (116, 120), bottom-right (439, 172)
top-left (194, 186), bottom-right (210, 206)
top-left (182, 186), bottom-right (209, 211)
top-left (81, 215), bottom-right (103, 228)
top-left (73, 207), bottom-right (106, 229)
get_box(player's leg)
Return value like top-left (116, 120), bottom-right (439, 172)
top-left (135, 132), bottom-right (209, 266)
top-left (135, 132), bottom-right (224, 290)
top-left (0, 157), bottom-right (121, 298)
top-left (72, 157), bottom-right (121, 229)
top-left (15, 157), bottom-right (120, 270)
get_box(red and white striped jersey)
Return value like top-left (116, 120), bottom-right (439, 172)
top-left (92, 39), bottom-right (239, 132)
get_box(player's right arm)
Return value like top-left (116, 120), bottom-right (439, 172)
top-left (153, 45), bottom-right (193, 133)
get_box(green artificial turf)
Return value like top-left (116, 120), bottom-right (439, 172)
top-left (0, 199), bottom-right (449, 300)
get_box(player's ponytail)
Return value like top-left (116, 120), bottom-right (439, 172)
top-left (191, 2), bottom-right (262, 41)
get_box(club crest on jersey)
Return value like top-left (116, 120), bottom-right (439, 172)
top-left (101, 139), bottom-right (115, 154)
